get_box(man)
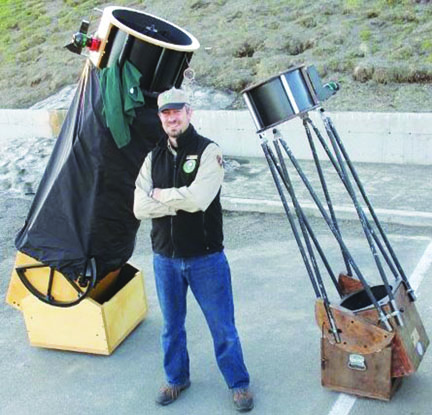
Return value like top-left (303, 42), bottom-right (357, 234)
top-left (134, 88), bottom-right (253, 412)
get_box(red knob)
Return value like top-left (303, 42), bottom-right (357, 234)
top-left (89, 38), bottom-right (101, 52)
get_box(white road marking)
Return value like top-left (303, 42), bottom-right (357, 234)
top-left (328, 394), bottom-right (357, 415)
top-left (327, 239), bottom-right (432, 415)
top-left (409, 241), bottom-right (432, 293)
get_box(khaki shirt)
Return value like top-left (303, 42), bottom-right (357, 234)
top-left (134, 142), bottom-right (224, 219)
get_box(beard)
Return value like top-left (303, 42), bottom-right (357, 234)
top-left (168, 128), bottom-right (182, 138)
top-left (164, 123), bottom-right (184, 138)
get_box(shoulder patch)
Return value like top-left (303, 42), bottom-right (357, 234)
top-left (217, 154), bottom-right (223, 167)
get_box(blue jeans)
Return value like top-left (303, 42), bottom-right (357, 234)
top-left (153, 251), bottom-right (250, 389)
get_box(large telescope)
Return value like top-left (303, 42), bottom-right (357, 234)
top-left (242, 65), bottom-right (429, 400)
top-left (6, 6), bottom-right (199, 354)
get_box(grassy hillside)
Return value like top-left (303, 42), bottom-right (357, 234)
top-left (0, 0), bottom-right (431, 111)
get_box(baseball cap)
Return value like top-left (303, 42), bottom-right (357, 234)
top-left (157, 88), bottom-right (190, 112)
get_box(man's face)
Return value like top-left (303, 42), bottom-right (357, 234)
top-left (159, 106), bottom-right (192, 139)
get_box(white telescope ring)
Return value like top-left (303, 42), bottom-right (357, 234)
top-left (103, 6), bottom-right (200, 53)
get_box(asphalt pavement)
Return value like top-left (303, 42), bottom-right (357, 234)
top-left (1, 157), bottom-right (432, 415)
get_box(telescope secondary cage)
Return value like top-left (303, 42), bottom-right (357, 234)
top-left (88, 6), bottom-right (200, 95)
top-left (242, 65), bottom-right (336, 132)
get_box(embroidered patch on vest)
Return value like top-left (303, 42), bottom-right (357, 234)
top-left (183, 159), bottom-right (197, 173)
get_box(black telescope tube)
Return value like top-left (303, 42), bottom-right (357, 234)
top-left (270, 137), bottom-right (342, 297)
top-left (272, 139), bottom-right (335, 298)
top-left (267, 145), bottom-right (343, 295)
top-left (260, 135), bottom-right (321, 299)
top-left (303, 119), bottom-right (352, 279)
top-left (277, 133), bottom-right (393, 331)
top-left (319, 115), bottom-right (403, 326)
top-left (306, 117), bottom-right (400, 280)
top-left (268, 148), bottom-right (343, 295)
top-left (270, 136), bottom-right (342, 342)
top-left (324, 112), bottom-right (415, 301)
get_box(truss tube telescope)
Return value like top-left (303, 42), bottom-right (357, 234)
top-left (7, 6), bottom-right (199, 354)
top-left (241, 64), bottom-right (429, 400)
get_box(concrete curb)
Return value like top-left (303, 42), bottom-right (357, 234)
top-left (221, 196), bottom-right (432, 228)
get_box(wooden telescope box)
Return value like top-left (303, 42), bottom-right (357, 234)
top-left (6, 252), bottom-right (148, 355)
top-left (316, 279), bottom-right (429, 400)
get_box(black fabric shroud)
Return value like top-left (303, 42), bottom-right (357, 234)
top-left (15, 61), bottom-right (162, 281)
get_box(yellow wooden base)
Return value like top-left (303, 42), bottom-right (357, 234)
top-left (6, 253), bottom-right (148, 355)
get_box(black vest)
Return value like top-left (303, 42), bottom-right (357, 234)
top-left (151, 124), bottom-right (224, 258)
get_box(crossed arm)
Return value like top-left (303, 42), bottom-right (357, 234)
top-left (133, 143), bottom-right (224, 219)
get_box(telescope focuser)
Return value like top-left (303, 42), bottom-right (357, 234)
top-left (65, 19), bottom-right (101, 55)
top-left (306, 66), bottom-right (340, 102)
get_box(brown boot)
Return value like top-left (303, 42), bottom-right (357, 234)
top-left (155, 380), bottom-right (191, 406)
top-left (232, 387), bottom-right (254, 412)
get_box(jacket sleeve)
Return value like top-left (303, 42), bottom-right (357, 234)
top-left (155, 143), bottom-right (224, 212)
top-left (133, 153), bottom-right (177, 219)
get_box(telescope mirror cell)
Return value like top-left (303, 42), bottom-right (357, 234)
top-left (340, 284), bottom-right (391, 313)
